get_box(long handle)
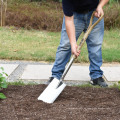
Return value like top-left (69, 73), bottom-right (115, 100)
top-left (61, 11), bottom-right (104, 80)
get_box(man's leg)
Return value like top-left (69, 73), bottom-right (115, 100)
top-left (86, 16), bottom-right (104, 79)
top-left (51, 16), bottom-right (71, 80)
top-left (85, 12), bottom-right (108, 87)
top-left (51, 14), bottom-right (85, 80)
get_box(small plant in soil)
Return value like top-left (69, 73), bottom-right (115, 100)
top-left (118, 81), bottom-right (120, 90)
top-left (0, 67), bottom-right (8, 99)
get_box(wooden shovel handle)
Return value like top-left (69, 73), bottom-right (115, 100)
top-left (73, 11), bottom-right (104, 59)
top-left (61, 11), bottom-right (104, 80)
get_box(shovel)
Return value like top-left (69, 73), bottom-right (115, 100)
top-left (38, 11), bottom-right (104, 103)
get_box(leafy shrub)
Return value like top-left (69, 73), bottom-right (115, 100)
top-left (104, 3), bottom-right (120, 29)
top-left (5, 1), bottom-right (120, 31)
top-left (6, 2), bottom-right (63, 31)
top-left (0, 67), bottom-right (8, 99)
top-left (30, 0), bottom-right (41, 1)
top-left (53, 0), bottom-right (62, 2)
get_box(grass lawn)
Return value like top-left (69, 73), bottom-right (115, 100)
top-left (7, 81), bottom-right (120, 89)
top-left (0, 27), bottom-right (120, 63)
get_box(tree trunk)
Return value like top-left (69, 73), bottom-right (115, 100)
top-left (0, 0), bottom-right (7, 26)
top-left (1, 0), bottom-right (3, 26)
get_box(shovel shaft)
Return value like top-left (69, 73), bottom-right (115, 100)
top-left (61, 11), bottom-right (104, 81)
top-left (61, 56), bottom-right (74, 80)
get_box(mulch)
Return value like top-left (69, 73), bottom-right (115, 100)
top-left (0, 84), bottom-right (120, 120)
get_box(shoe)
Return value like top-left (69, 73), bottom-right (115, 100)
top-left (46, 77), bottom-right (54, 85)
top-left (90, 77), bottom-right (108, 87)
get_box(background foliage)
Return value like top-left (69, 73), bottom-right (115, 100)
top-left (2, 0), bottom-right (119, 31)
top-left (0, 67), bottom-right (8, 99)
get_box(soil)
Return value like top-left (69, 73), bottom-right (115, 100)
top-left (0, 85), bottom-right (120, 120)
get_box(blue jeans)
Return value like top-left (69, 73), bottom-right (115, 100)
top-left (52, 10), bottom-right (104, 80)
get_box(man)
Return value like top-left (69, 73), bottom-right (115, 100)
top-left (48, 0), bottom-right (109, 87)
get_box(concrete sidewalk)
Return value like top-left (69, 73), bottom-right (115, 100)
top-left (0, 60), bottom-right (120, 85)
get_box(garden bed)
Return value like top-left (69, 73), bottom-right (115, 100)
top-left (0, 84), bottom-right (120, 120)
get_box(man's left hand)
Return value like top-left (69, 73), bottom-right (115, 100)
top-left (95, 5), bottom-right (104, 18)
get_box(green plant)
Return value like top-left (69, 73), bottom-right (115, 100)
top-left (0, 67), bottom-right (8, 99)
top-left (118, 81), bottom-right (120, 89)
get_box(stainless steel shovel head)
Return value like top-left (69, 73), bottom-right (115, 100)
top-left (38, 78), bottom-right (66, 103)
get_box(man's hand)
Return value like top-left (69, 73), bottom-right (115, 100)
top-left (95, 5), bottom-right (104, 18)
top-left (95, 0), bottom-right (109, 18)
top-left (71, 43), bottom-right (80, 58)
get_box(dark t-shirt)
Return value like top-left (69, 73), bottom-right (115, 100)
top-left (62, 0), bottom-right (99, 16)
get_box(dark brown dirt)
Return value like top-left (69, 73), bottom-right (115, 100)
top-left (0, 85), bottom-right (120, 120)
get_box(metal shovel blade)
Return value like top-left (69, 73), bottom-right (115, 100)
top-left (38, 78), bottom-right (66, 103)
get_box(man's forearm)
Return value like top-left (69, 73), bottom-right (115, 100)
top-left (98, 0), bottom-right (109, 7)
top-left (64, 15), bottom-right (80, 57)
top-left (65, 16), bottom-right (76, 46)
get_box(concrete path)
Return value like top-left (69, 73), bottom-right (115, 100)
top-left (0, 60), bottom-right (120, 86)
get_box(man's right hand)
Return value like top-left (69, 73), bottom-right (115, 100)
top-left (71, 43), bottom-right (81, 58)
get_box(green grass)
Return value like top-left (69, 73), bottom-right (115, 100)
top-left (74, 84), bottom-right (101, 88)
top-left (7, 81), bottom-right (26, 86)
top-left (102, 29), bottom-right (120, 62)
top-left (7, 80), bottom-right (38, 86)
top-left (0, 27), bottom-right (120, 63)
top-left (7, 81), bottom-right (120, 89)
top-left (75, 83), bottom-right (120, 89)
